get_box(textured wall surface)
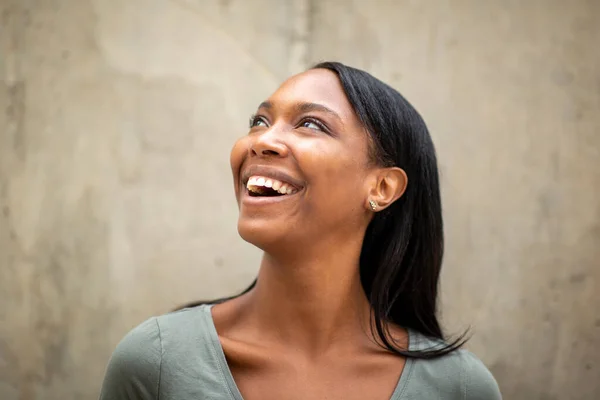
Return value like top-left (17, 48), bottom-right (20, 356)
top-left (1, 0), bottom-right (598, 399)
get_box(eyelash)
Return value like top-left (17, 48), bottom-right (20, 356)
top-left (248, 114), bottom-right (330, 134)
top-left (300, 117), bottom-right (328, 132)
top-left (249, 114), bottom-right (267, 128)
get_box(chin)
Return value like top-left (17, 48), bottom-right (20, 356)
top-left (237, 217), bottom-right (295, 253)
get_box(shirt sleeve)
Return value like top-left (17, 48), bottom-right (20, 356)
top-left (99, 317), bottom-right (162, 400)
top-left (463, 351), bottom-right (502, 400)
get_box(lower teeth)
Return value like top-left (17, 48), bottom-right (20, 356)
top-left (248, 186), bottom-right (285, 196)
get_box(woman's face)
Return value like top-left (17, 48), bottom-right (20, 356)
top-left (230, 69), bottom-right (377, 251)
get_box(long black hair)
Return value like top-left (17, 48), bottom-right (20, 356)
top-left (178, 61), bottom-right (467, 359)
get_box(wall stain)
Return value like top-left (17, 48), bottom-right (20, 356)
top-left (568, 272), bottom-right (587, 284)
top-left (12, 186), bottom-right (115, 398)
top-left (5, 81), bottom-right (26, 161)
top-left (551, 69), bottom-right (574, 86)
top-left (305, 0), bottom-right (316, 66)
top-left (219, 0), bottom-right (232, 10)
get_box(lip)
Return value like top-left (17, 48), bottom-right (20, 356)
top-left (240, 165), bottom-right (305, 206)
top-left (241, 187), bottom-right (302, 206)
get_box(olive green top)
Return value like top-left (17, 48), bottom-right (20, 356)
top-left (99, 305), bottom-right (501, 399)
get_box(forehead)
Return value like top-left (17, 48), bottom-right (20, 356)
top-left (267, 69), bottom-right (359, 123)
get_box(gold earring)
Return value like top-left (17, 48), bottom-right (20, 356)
top-left (369, 200), bottom-right (377, 211)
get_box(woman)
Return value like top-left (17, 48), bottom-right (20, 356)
top-left (99, 62), bottom-right (502, 399)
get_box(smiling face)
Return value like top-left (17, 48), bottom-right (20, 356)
top-left (230, 69), bottom-right (380, 253)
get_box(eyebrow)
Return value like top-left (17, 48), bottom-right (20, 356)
top-left (258, 101), bottom-right (343, 123)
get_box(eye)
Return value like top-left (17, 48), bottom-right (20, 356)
top-left (249, 114), bottom-right (268, 128)
top-left (299, 118), bottom-right (327, 132)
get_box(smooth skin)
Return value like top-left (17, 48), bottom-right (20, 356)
top-left (213, 68), bottom-right (409, 400)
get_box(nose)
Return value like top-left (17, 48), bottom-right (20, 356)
top-left (250, 128), bottom-right (289, 158)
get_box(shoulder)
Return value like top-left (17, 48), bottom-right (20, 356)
top-left (99, 306), bottom-right (214, 400)
top-left (99, 317), bottom-right (162, 399)
top-left (458, 350), bottom-right (502, 399)
top-left (154, 305), bottom-right (212, 338)
top-left (406, 333), bottom-right (502, 399)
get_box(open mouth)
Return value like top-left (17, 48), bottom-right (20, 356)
top-left (246, 176), bottom-right (300, 197)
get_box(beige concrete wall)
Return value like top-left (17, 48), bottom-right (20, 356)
top-left (1, 0), bottom-right (598, 398)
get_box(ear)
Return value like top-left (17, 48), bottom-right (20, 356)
top-left (366, 167), bottom-right (407, 212)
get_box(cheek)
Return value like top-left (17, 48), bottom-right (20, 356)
top-left (230, 137), bottom-right (249, 198)
top-left (298, 141), bottom-right (368, 202)
top-left (230, 137), bottom-right (249, 173)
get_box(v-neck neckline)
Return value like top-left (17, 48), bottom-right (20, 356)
top-left (201, 304), bottom-right (415, 400)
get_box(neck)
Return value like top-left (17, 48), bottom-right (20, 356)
top-left (240, 237), bottom-right (373, 355)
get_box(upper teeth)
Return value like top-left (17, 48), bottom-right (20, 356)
top-left (247, 176), bottom-right (298, 195)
